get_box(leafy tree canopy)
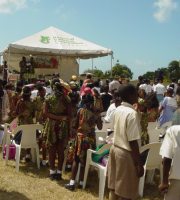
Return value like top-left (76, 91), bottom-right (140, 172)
top-left (82, 59), bottom-right (180, 81)
top-left (142, 71), bottom-right (155, 80)
top-left (84, 68), bottom-right (104, 78)
top-left (83, 63), bottom-right (133, 79)
top-left (168, 60), bottom-right (180, 80)
top-left (112, 63), bottom-right (133, 79)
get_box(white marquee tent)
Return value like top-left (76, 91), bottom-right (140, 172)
top-left (1, 26), bottom-right (113, 80)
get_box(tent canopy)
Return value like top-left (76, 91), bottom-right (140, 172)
top-left (3, 26), bottom-right (113, 58)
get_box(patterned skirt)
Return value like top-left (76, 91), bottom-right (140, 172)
top-left (43, 118), bottom-right (68, 146)
top-left (74, 132), bottom-right (96, 166)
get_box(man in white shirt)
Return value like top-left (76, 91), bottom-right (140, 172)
top-left (153, 79), bottom-right (166, 103)
top-left (139, 79), bottom-right (147, 92)
top-left (167, 78), bottom-right (178, 95)
top-left (139, 79), bottom-right (153, 95)
top-left (159, 125), bottom-right (180, 200)
top-left (104, 91), bottom-right (121, 123)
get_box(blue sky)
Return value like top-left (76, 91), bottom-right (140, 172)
top-left (0, 0), bottom-right (179, 79)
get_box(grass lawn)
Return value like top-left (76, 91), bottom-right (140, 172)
top-left (0, 150), bottom-right (163, 200)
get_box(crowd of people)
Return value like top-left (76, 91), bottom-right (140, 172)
top-left (0, 69), bottom-right (180, 200)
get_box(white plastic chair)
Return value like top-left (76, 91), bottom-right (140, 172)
top-left (148, 122), bottom-right (158, 131)
top-left (139, 142), bottom-right (162, 197)
top-left (147, 122), bottom-right (162, 143)
top-left (161, 121), bottom-right (172, 128)
top-left (6, 124), bottom-right (43, 172)
top-left (158, 121), bottom-right (172, 138)
top-left (2, 118), bottom-right (18, 147)
top-left (95, 131), bottom-right (108, 147)
top-left (83, 143), bottom-right (112, 200)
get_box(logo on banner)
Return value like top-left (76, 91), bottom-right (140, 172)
top-left (40, 36), bottom-right (50, 44)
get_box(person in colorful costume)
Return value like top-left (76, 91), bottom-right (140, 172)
top-left (65, 94), bottom-right (103, 190)
top-left (8, 86), bottom-right (22, 122)
top-left (138, 89), bottom-right (148, 146)
top-left (33, 85), bottom-right (47, 166)
top-left (66, 81), bottom-right (80, 170)
top-left (93, 88), bottom-right (104, 115)
top-left (43, 79), bottom-right (71, 180)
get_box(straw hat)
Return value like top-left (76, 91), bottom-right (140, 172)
top-left (71, 75), bottom-right (77, 81)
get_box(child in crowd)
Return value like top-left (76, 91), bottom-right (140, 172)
top-left (138, 92), bottom-right (159, 165)
top-left (137, 89), bottom-right (148, 146)
top-left (108, 84), bottom-right (144, 200)
top-left (0, 79), bottom-right (10, 123)
top-left (15, 86), bottom-right (35, 161)
top-left (93, 88), bottom-right (103, 115)
top-left (65, 94), bottom-right (102, 191)
top-left (104, 91), bottom-right (122, 123)
top-left (158, 87), bottom-right (177, 126)
top-left (33, 85), bottom-right (47, 167)
top-left (100, 85), bottom-right (112, 111)
top-left (66, 82), bottom-right (80, 170)
top-left (9, 86), bottom-right (22, 121)
top-left (138, 91), bottom-right (159, 145)
top-left (146, 93), bottom-right (160, 122)
top-left (15, 86), bottom-right (35, 125)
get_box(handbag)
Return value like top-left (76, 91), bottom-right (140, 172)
top-left (3, 144), bottom-right (16, 160)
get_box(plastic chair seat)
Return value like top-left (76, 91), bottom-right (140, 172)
top-left (139, 142), bottom-right (162, 197)
top-left (5, 124), bottom-right (43, 172)
top-left (83, 143), bottom-right (112, 200)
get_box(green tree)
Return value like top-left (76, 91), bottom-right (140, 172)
top-left (84, 68), bottom-right (104, 78)
top-left (168, 60), bottom-right (180, 80)
top-left (104, 70), bottom-right (111, 78)
top-left (143, 67), bottom-right (170, 82)
top-left (142, 71), bottom-right (155, 80)
top-left (112, 63), bottom-right (133, 79)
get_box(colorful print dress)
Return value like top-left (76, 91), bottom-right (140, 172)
top-left (74, 108), bottom-right (99, 166)
top-left (44, 95), bottom-right (70, 146)
top-left (140, 112), bottom-right (149, 146)
top-left (16, 99), bottom-right (35, 125)
top-left (94, 96), bottom-right (103, 115)
top-left (33, 96), bottom-right (45, 124)
top-left (9, 92), bottom-right (21, 121)
top-left (138, 98), bottom-right (149, 146)
top-left (65, 91), bottom-right (80, 166)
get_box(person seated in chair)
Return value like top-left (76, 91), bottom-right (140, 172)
top-left (14, 86), bottom-right (36, 161)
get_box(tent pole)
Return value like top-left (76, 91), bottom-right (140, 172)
top-left (8, 48), bottom-right (11, 78)
top-left (92, 58), bottom-right (94, 74)
top-left (110, 53), bottom-right (114, 78)
top-left (58, 56), bottom-right (61, 78)
top-left (78, 58), bottom-right (80, 76)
